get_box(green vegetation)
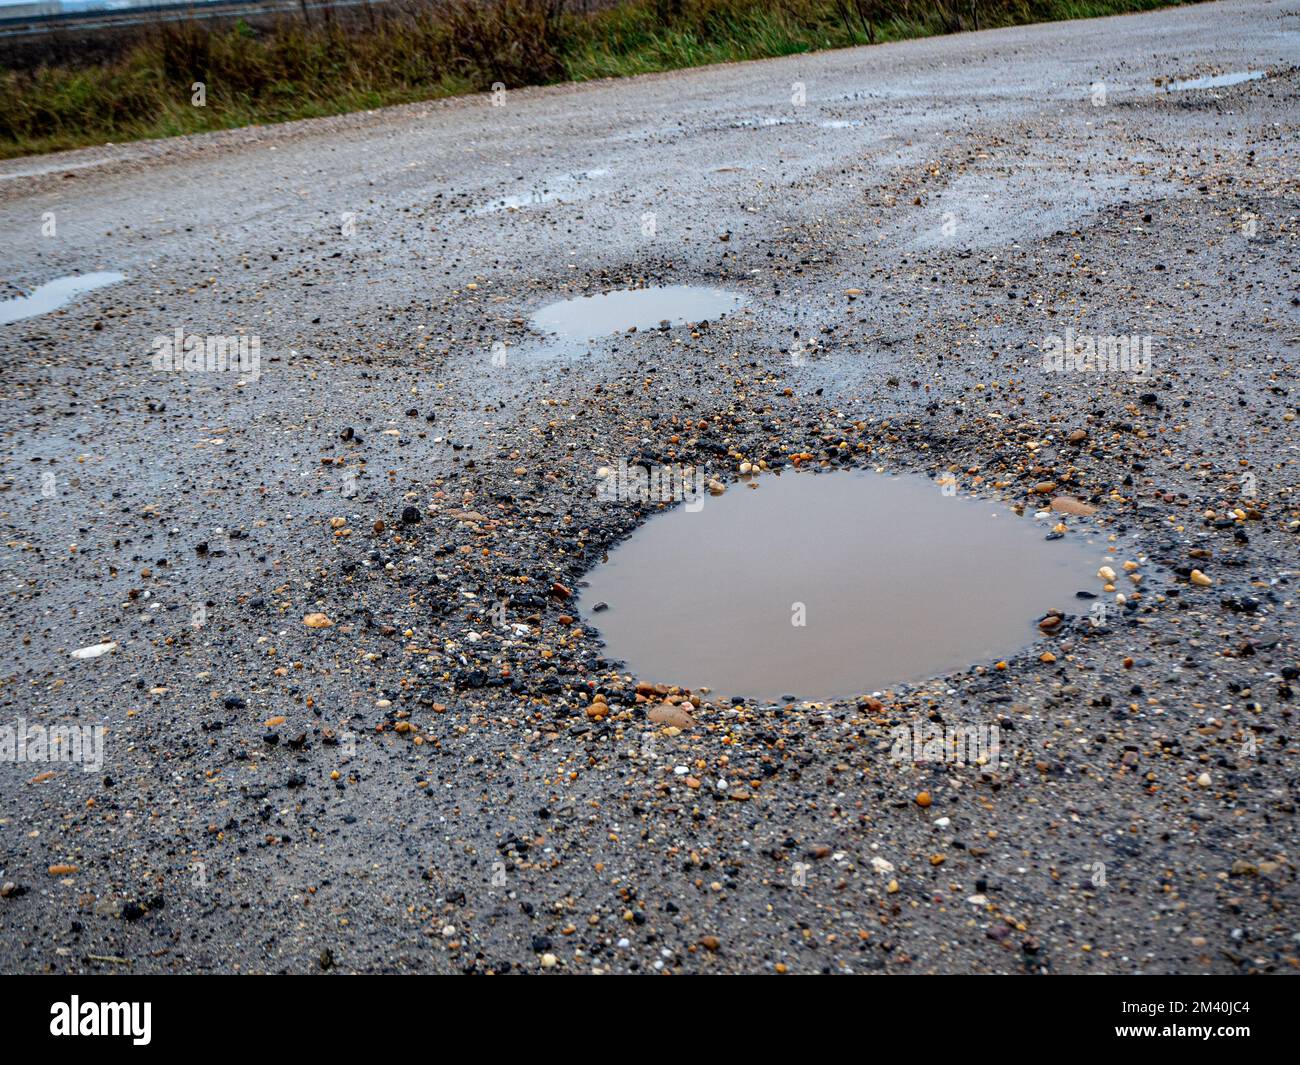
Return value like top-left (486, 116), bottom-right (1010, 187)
top-left (0, 0), bottom-right (1200, 158)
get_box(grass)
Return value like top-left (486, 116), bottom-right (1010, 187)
top-left (0, 0), bottom-right (1202, 159)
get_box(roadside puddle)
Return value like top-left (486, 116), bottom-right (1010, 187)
top-left (473, 169), bottom-right (609, 215)
top-left (581, 470), bottom-right (1104, 702)
top-left (529, 285), bottom-right (746, 351)
top-left (0, 272), bottom-right (124, 325)
top-left (1165, 70), bottom-right (1265, 91)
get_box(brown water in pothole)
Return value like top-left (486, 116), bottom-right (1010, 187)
top-left (580, 470), bottom-right (1104, 702)
top-left (530, 285), bottom-right (745, 343)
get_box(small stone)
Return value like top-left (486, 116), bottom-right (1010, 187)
top-left (915, 791), bottom-right (932, 808)
top-left (303, 613), bottom-right (333, 628)
top-left (70, 641), bottom-right (116, 660)
top-left (699, 935), bottom-right (721, 951)
top-left (1050, 495), bottom-right (1096, 516)
top-left (1098, 565), bottom-right (1116, 582)
top-left (648, 701), bottom-right (696, 729)
top-left (400, 505), bottom-right (421, 524)
top-left (1196, 772), bottom-right (1212, 787)
top-left (1190, 569), bottom-right (1213, 586)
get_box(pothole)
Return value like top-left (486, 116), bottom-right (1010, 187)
top-left (473, 169), bottom-right (609, 215)
top-left (533, 284), bottom-right (748, 343)
top-left (580, 470), bottom-right (1105, 702)
top-left (529, 285), bottom-right (746, 348)
top-left (1165, 70), bottom-right (1265, 91)
top-left (0, 272), bottom-right (124, 325)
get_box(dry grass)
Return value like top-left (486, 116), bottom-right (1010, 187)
top-left (0, 0), bottom-right (1199, 158)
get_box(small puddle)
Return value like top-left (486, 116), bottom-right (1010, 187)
top-left (0, 272), bottom-right (124, 325)
top-left (581, 470), bottom-right (1104, 702)
top-left (530, 285), bottom-right (746, 345)
top-left (473, 169), bottom-right (609, 215)
top-left (1166, 70), bottom-right (1265, 91)
top-left (726, 117), bottom-right (796, 129)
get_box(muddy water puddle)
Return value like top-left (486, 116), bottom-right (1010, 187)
top-left (529, 285), bottom-right (745, 353)
top-left (1166, 70), bottom-right (1265, 91)
top-left (581, 470), bottom-right (1104, 702)
top-left (0, 272), bottom-right (124, 325)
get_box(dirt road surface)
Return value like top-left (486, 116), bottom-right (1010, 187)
top-left (0, 0), bottom-right (1297, 973)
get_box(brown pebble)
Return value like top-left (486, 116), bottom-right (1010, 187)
top-left (648, 701), bottom-right (696, 729)
top-left (1050, 495), bottom-right (1097, 516)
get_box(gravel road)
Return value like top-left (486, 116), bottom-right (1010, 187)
top-left (0, 0), bottom-right (1297, 974)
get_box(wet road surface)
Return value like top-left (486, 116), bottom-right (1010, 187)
top-left (0, 0), bottom-right (1297, 973)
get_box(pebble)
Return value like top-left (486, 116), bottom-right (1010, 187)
top-left (1050, 495), bottom-right (1096, 516)
top-left (303, 613), bottom-right (333, 628)
top-left (648, 701), bottom-right (696, 729)
top-left (70, 641), bottom-right (116, 659)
